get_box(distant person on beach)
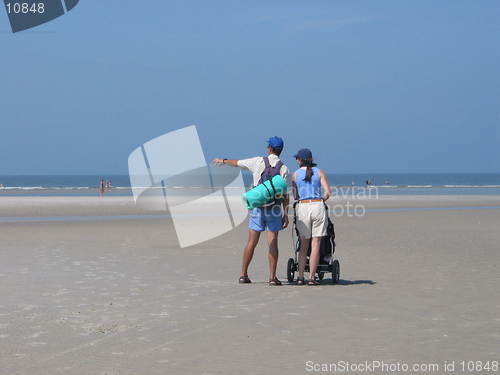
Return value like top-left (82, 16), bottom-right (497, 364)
top-left (213, 136), bottom-right (290, 286)
top-left (106, 181), bottom-right (112, 191)
top-left (366, 179), bottom-right (371, 188)
top-left (291, 148), bottom-right (331, 285)
top-left (100, 179), bottom-right (105, 196)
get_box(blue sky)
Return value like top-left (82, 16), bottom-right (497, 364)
top-left (1, 0), bottom-right (498, 175)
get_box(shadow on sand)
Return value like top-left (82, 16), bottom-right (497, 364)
top-left (285, 279), bottom-right (376, 286)
top-left (337, 279), bottom-right (376, 286)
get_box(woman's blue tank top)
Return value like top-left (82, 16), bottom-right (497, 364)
top-left (295, 167), bottom-right (322, 200)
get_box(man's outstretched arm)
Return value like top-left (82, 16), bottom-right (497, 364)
top-left (213, 158), bottom-right (238, 167)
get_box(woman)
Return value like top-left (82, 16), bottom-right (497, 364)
top-left (292, 148), bottom-right (331, 285)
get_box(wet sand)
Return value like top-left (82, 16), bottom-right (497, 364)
top-left (0, 195), bottom-right (499, 374)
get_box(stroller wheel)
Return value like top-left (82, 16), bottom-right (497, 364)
top-left (332, 260), bottom-right (340, 285)
top-left (317, 272), bottom-right (324, 281)
top-left (287, 258), bottom-right (295, 282)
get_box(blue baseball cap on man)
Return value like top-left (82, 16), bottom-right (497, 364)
top-left (267, 136), bottom-right (284, 150)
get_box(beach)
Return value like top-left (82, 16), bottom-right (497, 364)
top-left (0, 195), bottom-right (499, 374)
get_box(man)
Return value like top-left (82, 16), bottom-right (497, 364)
top-left (213, 136), bottom-right (290, 285)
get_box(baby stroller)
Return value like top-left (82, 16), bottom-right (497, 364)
top-left (286, 203), bottom-right (340, 284)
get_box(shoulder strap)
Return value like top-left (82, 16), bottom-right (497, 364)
top-left (258, 157), bottom-right (270, 185)
top-left (275, 160), bottom-right (284, 171)
top-left (263, 156), bottom-right (270, 168)
top-left (259, 157), bottom-right (284, 185)
top-left (266, 156), bottom-right (283, 171)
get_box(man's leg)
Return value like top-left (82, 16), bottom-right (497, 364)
top-left (267, 230), bottom-right (279, 280)
top-left (241, 229), bottom-right (261, 278)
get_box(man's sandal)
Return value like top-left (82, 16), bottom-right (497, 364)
top-left (239, 276), bottom-right (251, 284)
top-left (296, 278), bottom-right (305, 285)
top-left (269, 278), bottom-right (282, 286)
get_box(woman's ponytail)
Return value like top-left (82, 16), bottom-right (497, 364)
top-left (301, 158), bottom-right (317, 182)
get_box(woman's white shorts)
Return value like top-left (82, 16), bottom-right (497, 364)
top-left (296, 201), bottom-right (328, 239)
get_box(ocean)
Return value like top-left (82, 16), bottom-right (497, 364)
top-left (0, 173), bottom-right (498, 196)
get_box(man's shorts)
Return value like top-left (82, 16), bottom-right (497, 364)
top-left (249, 206), bottom-right (283, 232)
top-left (296, 201), bottom-right (327, 239)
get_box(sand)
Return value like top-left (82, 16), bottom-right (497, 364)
top-left (0, 194), bottom-right (499, 374)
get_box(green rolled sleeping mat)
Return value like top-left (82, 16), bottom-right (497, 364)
top-left (242, 175), bottom-right (287, 209)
